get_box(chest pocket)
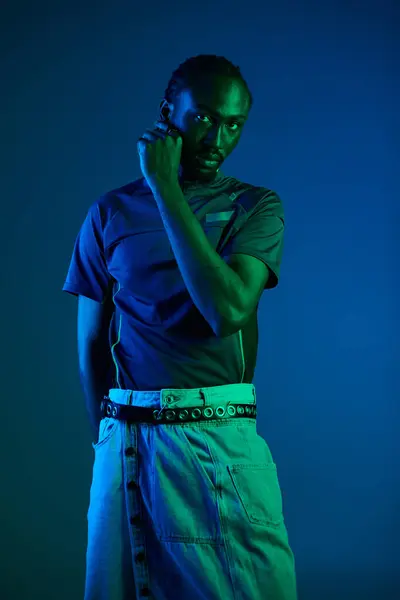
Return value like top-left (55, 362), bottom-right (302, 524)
top-left (203, 210), bottom-right (237, 253)
top-left (203, 222), bottom-right (229, 250)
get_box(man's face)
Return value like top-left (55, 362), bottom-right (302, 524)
top-left (160, 74), bottom-right (251, 183)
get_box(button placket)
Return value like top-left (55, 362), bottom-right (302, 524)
top-left (123, 422), bottom-right (152, 598)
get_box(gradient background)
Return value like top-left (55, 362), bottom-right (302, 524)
top-left (2, 1), bottom-right (398, 599)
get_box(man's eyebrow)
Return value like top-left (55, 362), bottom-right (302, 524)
top-left (194, 103), bottom-right (247, 120)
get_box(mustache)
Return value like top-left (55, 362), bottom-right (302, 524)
top-left (195, 148), bottom-right (223, 161)
top-left (180, 145), bottom-right (223, 163)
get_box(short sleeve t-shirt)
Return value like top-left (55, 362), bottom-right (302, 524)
top-left (62, 171), bottom-right (285, 391)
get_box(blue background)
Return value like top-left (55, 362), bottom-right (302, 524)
top-left (2, 0), bottom-right (398, 598)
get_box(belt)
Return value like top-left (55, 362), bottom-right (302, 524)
top-left (101, 397), bottom-right (257, 425)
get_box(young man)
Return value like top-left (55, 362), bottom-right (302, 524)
top-left (63, 54), bottom-right (297, 600)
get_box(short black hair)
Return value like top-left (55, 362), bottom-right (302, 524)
top-left (164, 54), bottom-right (253, 111)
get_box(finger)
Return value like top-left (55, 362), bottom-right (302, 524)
top-left (154, 120), bottom-right (168, 131)
top-left (148, 127), bottom-right (167, 138)
top-left (137, 137), bottom-right (149, 151)
top-left (138, 130), bottom-right (163, 144)
top-left (146, 129), bottom-right (166, 139)
top-left (154, 121), bottom-right (181, 138)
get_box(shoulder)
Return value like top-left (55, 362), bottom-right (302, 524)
top-left (92, 176), bottom-right (149, 225)
top-left (220, 174), bottom-right (284, 222)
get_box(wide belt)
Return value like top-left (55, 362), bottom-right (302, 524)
top-left (101, 397), bottom-right (257, 425)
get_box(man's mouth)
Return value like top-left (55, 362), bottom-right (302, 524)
top-left (196, 155), bottom-right (220, 168)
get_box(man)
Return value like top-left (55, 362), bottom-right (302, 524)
top-left (63, 54), bottom-right (297, 600)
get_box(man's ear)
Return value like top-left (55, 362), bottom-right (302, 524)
top-left (159, 99), bottom-right (173, 123)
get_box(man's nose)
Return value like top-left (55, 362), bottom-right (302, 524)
top-left (205, 124), bottom-right (224, 148)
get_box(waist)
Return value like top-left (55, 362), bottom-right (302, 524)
top-left (101, 383), bottom-right (257, 425)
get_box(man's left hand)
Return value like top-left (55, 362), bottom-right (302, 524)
top-left (137, 120), bottom-right (183, 190)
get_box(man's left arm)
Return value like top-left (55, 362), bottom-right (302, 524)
top-left (151, 181), bottom-right (269, 337)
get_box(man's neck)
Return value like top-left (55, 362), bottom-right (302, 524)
top-left (178, 165), bottom-right (220, 187)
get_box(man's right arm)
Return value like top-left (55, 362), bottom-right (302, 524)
top-left (77, 293), bottom-right (115, 443)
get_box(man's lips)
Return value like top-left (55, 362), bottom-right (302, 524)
top-left (196, 156), bottom-right (220, 168)
top-left (198, 153), bottom-right (221, 162)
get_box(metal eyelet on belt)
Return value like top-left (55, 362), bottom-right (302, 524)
top-left (106, 403), bottom-right (112, 416)
top-left (227, 405), bottom-right (236, 416)
top-left (191, 408), bottom-right (202, 419)
top-left (153, 409), bottom-right (163, 421)
top-left (165, 410), bottom-right (176, 421)
top-left (203, 407), bottom-right (214, 418)
top-left (112, 406), bottom-right (118, 417)
top-left (237, 405), bottom-right (245, 415)
top-left (178, 410), bottom-right (189, 420)
top-left (215, 406), bottom-right (226, 417)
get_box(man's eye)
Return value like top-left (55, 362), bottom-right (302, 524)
top-left (195, 115), bottom-right (240, 131)
top-left (195, 114), bottom-right (209, 123)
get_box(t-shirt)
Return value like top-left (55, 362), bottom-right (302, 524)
top-left (62, 170), bottom-right (284, 390)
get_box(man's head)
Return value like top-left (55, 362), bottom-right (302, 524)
top-left (159, 55), bottom-right (252, 183)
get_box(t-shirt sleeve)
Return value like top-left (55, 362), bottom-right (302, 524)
top-left (227, 189), bottom-right (285, 290)
top-left (62, 200), bottom-right (112, 303)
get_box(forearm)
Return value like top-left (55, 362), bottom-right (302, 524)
top-left (78, 341), bottom-right (113, 441)
top-left (152, 181), bottom-right (245, 336)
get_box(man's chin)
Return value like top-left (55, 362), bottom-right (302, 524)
top-left (181, 161), bottom-right (220, 182)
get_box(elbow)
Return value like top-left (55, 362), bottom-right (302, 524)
top-left (215, 312), bottom-right (243, 338)
top-left (213, 296), bottom-right (246, 337)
